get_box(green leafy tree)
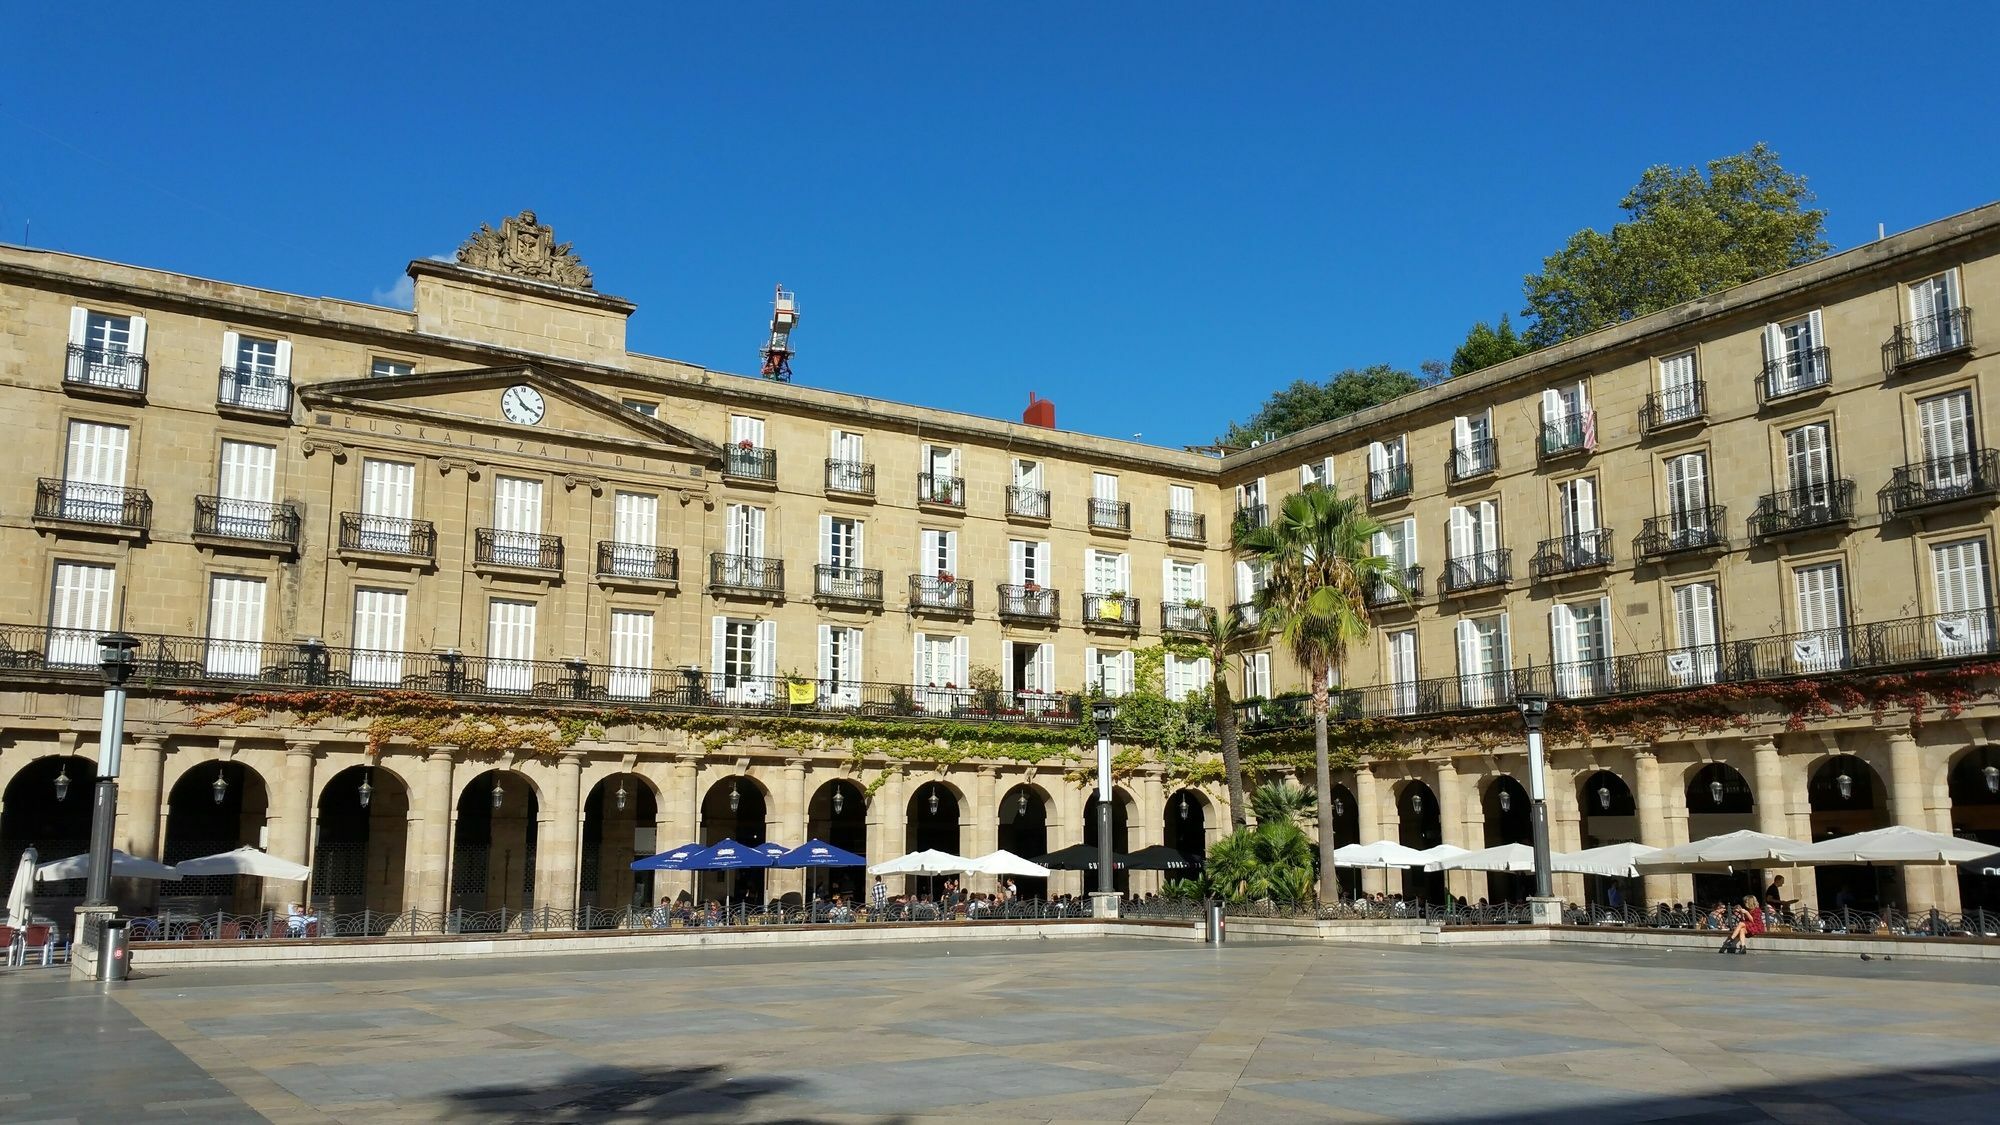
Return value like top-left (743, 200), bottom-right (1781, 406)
top-left (1521, 143), bottom-right (1830, 346)
top-left (1236, 485), bottom-right (1400, 903)
top-left (1250, 780), bottom-right (1316, 828)
top-left (1221, 364), bottom-right (1421, 447)
top-left (1450, 314), bottom-right (1534, 377)
top-left (1205, 821), bottom-right (1318, 904)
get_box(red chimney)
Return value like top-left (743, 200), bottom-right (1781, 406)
top-left (1023, 392), bottom-right (1056, 429)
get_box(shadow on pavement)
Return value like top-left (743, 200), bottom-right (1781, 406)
top-left (438, 1062), bottom-right (897, 1123)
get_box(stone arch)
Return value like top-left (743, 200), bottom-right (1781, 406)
top-left (162, 759), bottom-right (273, 915)
top-left (999, 782), bottom-right (1055, 899)
top-left (582, 771), bottom-right (662, 919)
top-left (906, 778), bottom-right (963, 856)
top-left (451, 768), bottom-right (540, 919)
top-left (806, 778), bottom-right (870, 902)
top-left (1163, 787), bottom-right (1209, 864)
top-left (1807, 754), bottom-right (1892, 910)
top-left (1395, 779), bottom-right (1443, 902)
top-left (1084, 786), bottom-right (1138, 894)
top-left (1478, 774), bottom-right (1533, 903)
top-left (313, 762), bottom-right (411, 918)
top-left (0, 753), bottom-right (97, 909)
top-left (1949, 745), bottom-right (2000, 912)
top-left (699, 774), bottom-right (772, 905)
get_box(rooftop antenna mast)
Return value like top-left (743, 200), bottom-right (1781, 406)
top-left (760, 284), bottom-right (798, 382)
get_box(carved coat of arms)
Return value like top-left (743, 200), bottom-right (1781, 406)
top-left (456, 210), bottom-right (594, 289)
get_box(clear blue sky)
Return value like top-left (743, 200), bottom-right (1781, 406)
top-left (6, 3), bottom-right (1998, 450)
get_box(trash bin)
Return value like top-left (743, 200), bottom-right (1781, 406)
top-left (1207, 901), bottom-right (1225, 945)
top-left (96, 919), bottom-right (131, 982)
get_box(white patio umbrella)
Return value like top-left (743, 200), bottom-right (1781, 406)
top-left (1427, 842), bottom-right (1537, 872)
top-left (1783, 826), bottom-right (1994, 866)
top-left (1331, 840), bottom-right (1428, 867)
top-left (1552, 841), bottom-right (1660, 878)
top-left (35, 849), bottom-right (183, 883)
top-left (1411, 844), bottom-right (1470, 868)
top-left (867, 849), bottom-right (970, 876)
top-left (5, 847), bottom-right (36, 923)
top-left (960, 850), bottom-right (1052, 878)
top-left (173, 847), bottom-right (312, 881)
top-left (1634, 830), bottom-right (1810, 874)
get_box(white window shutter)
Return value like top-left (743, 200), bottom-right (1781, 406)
top-left (1541, 389), bottom-right (1561, 426)
top-left (1807, 308), bottom-right (1825, 350)
top-left (1454, 416), bottom-right (1472, 453)
top-left (1455, 620), bottom-right (1476, 677)
top-left (1368, 441), bottom-right (1386, 475)
top-left (1401, 517), bottom-right (1418, 565)
top-left (1010, 540), bottom-right (1027, 584)
top-left (1550, 604), bottom-right (1574, 665)
top-left (1478, 500), bottom-right (1498, 551)
top-left (128, 314), bottom-right (148, 355)
top-left (68, 307), bottom-right (88, 346)
top-left (1499, 612), bottom-right (1512, 671)
top-left (1574, 478), bottom-right (1597, 533)
top-left (1085, 646), bottom-right (1099, 691)
top-left (1122, 651), bottom-right (1137, 695)
top-left (275, 339), bottom-right (293, 381)
top-left (1193, 562), bottom-right (1207, 602)
top-left (1036, 643), bottom-right (1054, 692)
top-left (710, 616), bottom-right (726, 679)
top-left (853, 520), bottom-right (865, 566)
top-left (1763, 323), bottom-right (1783, 364)
top-left (1035, 541), bottom-right (1051, 583)
top-left (952, 636), bottom-right (968, 686)
top-left (817, 624), bottom-right (833, 681)
top-left (1001, 642), bottom-right (1016, 694)
top-left (755, 620), bottom-right (776, 679)
top-left (222, 330), bottom-right (240, 369)
top-left (1448, 506), bottom-right (1471, 560)
top-left (818, 514), bottom-right (833, 564)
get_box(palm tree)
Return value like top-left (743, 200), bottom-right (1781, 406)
top-left (1236, 484), bottom-right (1401, 904)
top-left (1250, 779), bottom-right (1317, 828)
top-left (1192, 601), bottom-right (1251, 830)
top-left (1205, 820), bottom-right (1317, 904)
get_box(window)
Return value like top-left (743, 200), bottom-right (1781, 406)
top-left (221, 330), bottom-right (291, 411)
top-left (608, 491), bottom-right (659, 575)
top-left (1367, 437), bottom-right (1409, 499)
top-left (622, 399), bottom-right (657, 417)
top-left (828, 430), bottom-right (868, 491)
top-left (1086, 549), bottom-right (1129, 595)
top-left (1169, 484), bottom-right (1196, 514)
top-left (491, 476), bottom-right (545, 565)
top-left (1162, 652), bottom-right (1209, 702)
top-left (1657, 352), bottom-right (1699, 422)
top-left (1004, 640), bottom-right (1055, 697)
top-left (913, 633), bottom-right (967, 712)
top-left (1371, 517), bottom-right (1417, 592)
top-left (1791, 562), bottom-right (1847, 671)
top-left (371, 358), bottom-right (413, 379)
top-left (1670, 582), bottom-right (1720, 685)
top-left (727, 415), bottom-right (769, 477)
top-left (202, 576), bottom-right (267, 677)
top-left (725, 503), bottom-right (766, 556)
top-left (1540, 381), bottom-right (1594, 452)
top-left (1235, 559), bottom-right (1268, 603)
top-left (1300, 457), bottom-right (1333, 488)
top-left (1918, 390), bottom-right (1976, 491)
top-left (608, 610), bottom-right (654, 699)
top-left (1087, 647), bottom-right (1135, 698)
top-left (1782, 422), bottom-right (1834, 502)
top-left (65, 308), bottom-right (147, 390)
top-left (1385, 629), bottom-right (1417, 714)
top-left (1092, 472), bottom-right (1119, 502)
top-left (1242, 651), bottom-right (1271, 700)
top-left (1164, 559), bottom-right (1205, 605)
top-left (1237, 478), bottom-right (1265, 508)
top-left (1931, 539), bottom-right (1992, 655)
top-left (821, 515), bottom-right (863, 568)
top-left (1010, 540), bottom-right (1051, 586)
top-left (1551, 596), bottom-right (1611, 697)
top-left (351, 588), bottom-right (407, 685)
top-left (818, 625), bottom-right (863, 705)
top-left (711, 617), bottom-right (775, 700)
top-left (1908, 269), bottom-right (1965, 357)
top-left (1455, 614), bottom-right (1510, 707)
top-left (61, 420), bottom-right (130, 522)
top-left (1447, 500), bottom-right (1500, 581)
top-left (1557, 477), bottom-right (1598, 541)
top-left (1452, 409), bottom-right (1495, 475)
top-left (48, 561), bottom-right (115, 667)
top-left (729, 414), bottom-right (765, 447)
top-left (215, 440), bottom-right (277, 537)
top-left (921, 528), bottom-right (958, 577)
top-left (1663, 451), bottom-right (1712, 545)
top-left (1763, 311), bottom-right (1826, 394)
top-left (486, 599), bottom-right (538, 693)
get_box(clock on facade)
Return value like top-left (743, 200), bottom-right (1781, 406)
top-left (500, 384), bottom-right (546, 425)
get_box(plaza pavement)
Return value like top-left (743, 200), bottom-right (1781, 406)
top-left (4, 935), bottom-right (2000, 1123)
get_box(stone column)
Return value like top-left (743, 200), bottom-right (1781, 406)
top-left (968, 767), bottom-right (1000, 891)
top-left (870, 768), bottom-right (907, 894)
top-left (1434, 758), bottom-right (1474, 901)
top-left (1545, 759), bottom-right (1586, 904)
top-left (1749, 737), bottom-right (1808, 914)
top-left (1887, 730), bottom-right (1957, 913)
top-left (1632, 750), bottom-right (1677, 908)
top-left (1353, 767), bottom-right (1385, 895)
top-left (264, 741), bottom-right (317, 911)
top-left (780, 757), bottom-right (808, 903)
top-left (410, 746), bottom-right (457, 917)
top-left (114, 735), bottom-right (169, 912)
top-left (1133, 769), bottom-right (1165, 896)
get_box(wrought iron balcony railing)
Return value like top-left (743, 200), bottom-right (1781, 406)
top-left (1634, 508), bottom-right (1728, 559)
top-left (824, 459), bottom-right (875, 496)
top-left (194, 496), bottom-right (300, 548)
top-left (814, 564), bottom-right (883, 607)
top-left (1232, 504), bottom-right (1268, 538)
top-left (1368, 465), bottom-right (1412, 503)
top-left (338, 512), bottom-right (435, 559)
top-left (725, 446), bottom-right (777, 482)
top-left (1082, 593), bottom-right (1139, 630)
top-left (1087, 498), bottom-right (1131, 532)
top-left (475, 528), bottom-right (564, 572)
top-left (1447, 439), bottom-right (1498, 483)
top-left (1165, 509), bottom-right (1206, 543)
top-left (1883, 306), bottom-right (1973, 372)
top-left (919, 472), bottom-right (964, 508)
top-left (1530, 530), bottom-right (1614, 580)
top-left (709, 553), bottom-right (784, 596)
top-left (63, 344), bottom-right (147, 396)
top-left (1758, 347), bottom-right (1832, 404)
top-left (1366, 566), bottom-right (1424, 608)
top-left (1880, 450), bottom-right (2000, 519)
top-left (1539, 412), bottom-right (1594, 458)
top-left (997, 584), bottom-right (1059, 622)
top-left (34, 479), bottom-right (152, 532)
top-left (1440, 549), bottom-right (1510, 595)
top-left (596, 541), bottom-right (678, 582)
top-left (1008, 486), bottom-right (1050, 520)
top-left (217, 367), bottom-right (292, 415)
top-left (908, 574), bottom-right (972, 615)
top-left (1639, 382), bottom-right (1707, 433)
top-left (1161, 601), bottom-right (1207, 635)
top-left (1748, 481), bottom-right (1856, 542)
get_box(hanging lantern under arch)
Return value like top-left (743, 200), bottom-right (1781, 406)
top-left (54, 763), bottom-right (71, 802)
top-left (1836, 772), bottom-right (1854, 801)
top-left (1411, 791), bottom-right (1423, 814)
top-left (1709, 778), bottom-right (1725, 806)
top-left (1178, 793), bottom-right (1189, 821)
top-left (1596, 785), bottom-right (1612, 811)
top-left (1333, 795), bottom-right (1344, 817)
top-left (1498, 789), bottom-right (1512, 813)
top-left (358, 769), bottom-right (373, 810)
top-left (491, 777), bottom-right (504, 810)
top-left (615, 780), bottom-right (628, 813)
top-left (928, 786), bottom-right (940, 817)
top-left (730, 779), bottom-right (741, 814)
top-left (832, 787), bottom-right (845, 815)
top-left (1984, 764), bottom-right (1999, 795)
top-left (212, 765), bottom-right (229, 805)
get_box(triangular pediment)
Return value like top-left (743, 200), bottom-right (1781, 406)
top-left (299, 365), bottom-right (720, 461)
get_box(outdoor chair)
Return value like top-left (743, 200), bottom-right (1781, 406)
top-left (20, 924), bottom-right (57, 966)
top-left (0, 924), bottom-right (17, 967)
top-left (218, 921), bottom-right (243, 940)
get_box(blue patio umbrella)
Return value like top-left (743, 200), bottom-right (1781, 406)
top-left (774, 840), bottom-right (867, 912)
top-left (685, 838), bottom-right (776, 870)
top-left (630, 842), bottom-right (705, 871)
top-left (754, 841), bottom-right (792, 862)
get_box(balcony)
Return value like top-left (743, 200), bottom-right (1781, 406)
top-left (997, 584), bottom-right (1059, 624)
top-left (1748, 481), bottom-right (1856, 543)
top-left (1232, 504), bottom-right (1268, 539)
top-left (595, 541), bottom-right (679, 590)
top-left (919, 472), bottom-right (964, 509)
top-left (1082, 593), bottom-right (1139, 632)
top-left (474, 528), bottom-right (564, 575)
top-left (1639, 382), bottom-right (1707, 434)
top-left (1007, 486), bottom-right (1050, 521)
top-left (33, 479), bottom-right (151, 537)
top-left (1366, 566), bottom-right (1424, 609)
top-left (1634, 508), bottom-right (1729, 559)
top-left (1880, 450), bottom-right (2000, 520)
top-left (909, 574), bottom-right (973, 616)
top-left (709, 553), bottom-right (785, 599)
top-left (814, 564), bottom-right (883, 609)
top-left (1539, 412), bottom-right (1595, 459)
top-left (1087, 498), bottom-right (1131, 534)
top-left (1161, 601), bottom-right (1207, 637)
top-left (1164, 509), bottom-right (1206, 544)
top-left (216, 367), bottom-right (292, 418)
top-left (1757, 347), bottom-right (1832, 405)
top-left (193, 496), bottom-right (300, 554)
top-left (1367, 465), bottom-right (1412, 504)
top-left (337, 512), bottom-right (435, 562)
top-left (1883, 307), bottom-right (1973, 374)
top-left (1439, 549), bottom-right (1510, 595)
top-left (1230, 600), bottom-right (1262, 629)
top-left (1530, 530), bottom-right (1614, 580)
top-left (725, 445), bottom-right (777, 485)
top-left (824, 459), bottom-right (875, 497)
top-left (1447, 439), bottom-right (1498, 484)
top-left (62, 344), bottom-right (147, 401)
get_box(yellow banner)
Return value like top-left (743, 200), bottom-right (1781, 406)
top-left (787, 681), bottom-right (818, 705)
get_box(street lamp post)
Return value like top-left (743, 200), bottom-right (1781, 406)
top-left (1090, 699), bottom-right (1119, 917)
top-left (1514, 692), bottom-right (1562, 926)
top-left (78, 633), bottom-right (140, 977)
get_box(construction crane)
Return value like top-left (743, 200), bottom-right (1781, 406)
top-left (760, 285), bottom-right (798, 381)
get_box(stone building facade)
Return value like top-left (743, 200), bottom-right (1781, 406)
top-left (1, 205), bottom-right (1997, 922)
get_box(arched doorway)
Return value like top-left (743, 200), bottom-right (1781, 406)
top-left (582, 772), bottom-right (659, 921)
top-left (807, 779), bottom-right (869, 903)
top-left (998, 784), bottom-right (1051, 900)
top-left (1396, 781), bottom-right (1443, 902)
top-left (1083, 788), bottom-right (1134, 894)
top-left (1577, 770), bottom-right (1636, 907)
top-left (1481, 776), bottom-right (1532, 904)
top-left (1, 755), bottom-right (96, 914)
top-left (312, 764), bottom-right (410, 921)
top-left (906, 781), bottom-right (962, 898)
top-left (1328, 781), bottom-right (1361, 898)
top-left (1686, 762), bottom-right (1756, 907)
top-left (451, 769), bottom-right (538, 921)
top-left (162, 760), bottom-right (270, 915)
top-left (700, 776), bottom-right (769, 906)
top-left (1950, 746), bottom-right (2000, 914)
top-left (1809, 755), bottom-right (1892, 910)
top-left (1164, 788), bottom-right (1209, 867)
